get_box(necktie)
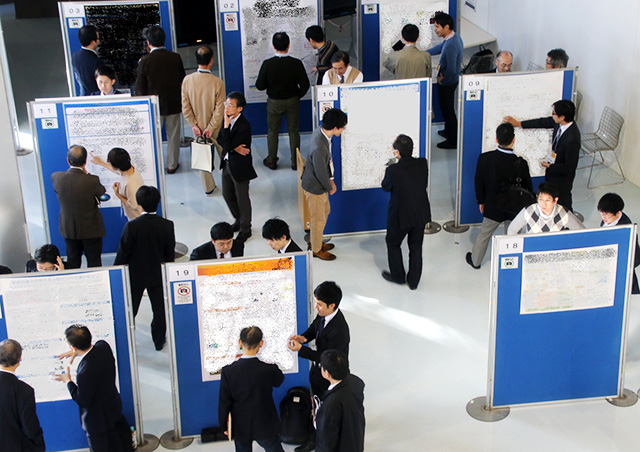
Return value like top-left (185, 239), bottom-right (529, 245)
top-left (339, 75), bottom-right (344, 83)
top-left (552, 129), bottom-right (561, 150)
top-left (316, 317), bottom-right (325, 339)
top-left (219, 253), bottom-right (224, 259)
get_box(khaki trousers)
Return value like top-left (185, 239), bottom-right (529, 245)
top-left (304, 190), bottom-right (330, 253)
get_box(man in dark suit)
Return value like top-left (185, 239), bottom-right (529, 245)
top-left (315, 350), bottom-right (365, 452)
top-left (256, 32), bottom-right (310, 170)
top-left (219, 326), bottom-right (284, 452)
top-left (72, 25), bottom-right (103, 96)
top-left (53, 325), bottom-right (122, 452)
top-left (52, 145), bottom-right (106, 269)
top-left (505, 99), bottom-right (580, 211)
top-left (190, 222), bottom-right (244, 261)
top-left (220, 92), bottom-right (257, 243)
top-left (135, 25), bottom-right (185, 174)
top-left (114, 186), bottom-right (175, 350)
top-left (0, 339), bottom-right (46, 452)
top-left (466, 123), bottom-right (532, 269)
top-left (301, 108), bottom-right (347, 260)
top-left (381, 134), bottom-right (431, 290)
top-left (598, 193), bottom-right (640, 294)
top-left (262, 218), bottom-right (302, 254)
top-left (288, 281), bottom-right (350, 452)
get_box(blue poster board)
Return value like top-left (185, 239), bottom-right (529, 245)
top-left (216, 0), bottom-right (318, 135)
top-left (30, 96), bottom-right (165, 256)
top-left (0, 267), bottom-right (139, 452)
top-left (314, 79), bottom-right (431, 234)
top-left (489, 226), bottom-right (635, 407)
top-left (59, 0), bottom-right (175, 96)
top-left (165, 253), bottom-right (311, 437)
top-left (458, 69), bottom-right (576, 226)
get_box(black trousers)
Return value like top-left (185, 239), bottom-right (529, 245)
top-left (65, 237), bottom-right (102, 268)
top-left (309, 363), bottom-right (329, 397)
top-left (386, 224), bottom-right (426, 288)
top-left (131, 283), bottom-right (166, 348)
top-left (437, 82), bottom-right (458, 144)
top-left (222, 163), bottom-right (252, 234)
top-left (86, 428), bottom-right (122, 452)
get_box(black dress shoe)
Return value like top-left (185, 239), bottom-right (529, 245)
top-left (231, 221), bottom-right (240, 232)
top-left (291, 163), bottom-right (297, 170)
top-left (382, 270), bottom-right (405, 285)
top-left (437, 129), bottom-right (447, 138)
top-left (408, 282), bottom-right (418, 290)
top-left (436, 140), bottom-right (457, 149)
top-left (167, 163), bottom-right (180, 174)
top-left (236, 231), bottom-right (252, 242)
top-left (155, 340), bottom-right (166, 351)
top-left (466, 252), bottom-right (481, 269)
top-left (263, 158), bottom-right (277, 170)
top-left (294, 440), bottom-right (316, 452)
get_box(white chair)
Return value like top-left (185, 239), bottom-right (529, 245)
top-left (527, 61), bottom-right (543, 71)
top-left (581, 107), bottom-right (625, 188)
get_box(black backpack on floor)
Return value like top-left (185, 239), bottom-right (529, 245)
top-left (280, 386), bottom-right (313, 445)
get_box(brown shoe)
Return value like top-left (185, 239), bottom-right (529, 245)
top-left (322, 243), bottom-right (335, 251)
top-left (313, 250), bottom-right (336, 261)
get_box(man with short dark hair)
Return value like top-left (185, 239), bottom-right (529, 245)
top-left (494, 50), bottom-right (513, 73)
top-left (385, 23), bottom-right (432, 80)
top-left (598, 193), bottom-right (639, 294)
top-left (53, 325), bottom-right (122, 452)
top-left (546, 48), bottom-right (569, 69)
top-left (92, 65), bottom-right (124, 95)
top-left (26, 244), bottom-right (65, 272)
top-left (135, 25), bottom-right (185, 174)
top-left (114, 186), bottom-right (175, 350)
top-left (190, 221), bottom-right (244, 260)
top-left (262, 218), bottom-right (302, 253)
top-left (288, 281), bottom-right (350, 452)
top-left (305, 25), bottom-right (339, 85)
top-left (219, 327), bottom-right (285, 452)
top-left (220, 91), bottom-right (257, 243)
top-left (381, 134), bottom-right (431, 290)
top-left (428, 12), bottom-right (463, 149)
top-left (315, 350), bottom-right (365, 452)
top-left (504, 99), bottom-right (580, 211)
top-left (52, 145), bottom-right (106, 268)
top-left (301, 108), bottom-right (347, 260)
top-left (0, 339), bottom-right (46, 452)
top-left (466, 123), bottom-right (532, 269)
top-left (182, 45), bottom-right (226, 195)
top-left (72, 25), bottom-right (103, 96)
top-left (322, 51), bottom-right (363, 85)
top-left (256, 32), bottom-right (310, 171)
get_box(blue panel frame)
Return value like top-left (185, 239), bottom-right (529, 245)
top-left (34, 97), bottom-right (163, 255)
top-left (0, 268), bottom-right (137, 452)
top-left (168, 254), bottom-right (311, 437)
top-left (62, 1), bottom-right (173, 96)
top-left (491, 227), bottom-right (633, 406)
top-left (458, 69), bottom-right (575, 226)
top-left (218, 5), bottom-right (313, 136)
top-left (318, 79), bottom-right (429, 234)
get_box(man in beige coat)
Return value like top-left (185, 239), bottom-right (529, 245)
top-left (385, 24), bottom-right (432, 80)
top-left (182, 45), bottom-right (225, 195)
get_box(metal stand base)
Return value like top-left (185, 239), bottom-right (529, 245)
top-left (160, 430), bottom-right (194, 449)
top-left (137, 433), bottom-right (160, 451)
top-left (16, 148), bottom-right (32, 156)
top-left (175, 242), bottom-right (189, 259)
top-left (574, 211), bottom-right (584, 223)
top-left (180, 136), bottom-right (193, 148)
top-left (466, 397), bottom-right (510, 422)
top-left (606, 388), bottom-right (638, 407)
top-left (443, 220), bottom-right (469, 234)
top-left (424, 221), bottom-right (441, 234)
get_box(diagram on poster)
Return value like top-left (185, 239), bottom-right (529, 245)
top-left (63, 102), bottom-right (158, 208)
top-left (482, 71), bottom-right (564, 177)
top-left (339, 82), bottom-right (422, 190)
top-left (239, 0), bottom-right (317, 103)
top-left (195, 258), bottom-right (298, 381)
top-left (520, 245), bottom-right (618, 314)
top-left (1, 271), bottom-right (118, 402)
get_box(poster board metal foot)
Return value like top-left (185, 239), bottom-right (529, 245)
top-left (466, 396), bottom-right (509, 422)
top-left (137, 433), bottom-right (161, 451)
top-left (160, 430), bottom-right (193, 449)
top-left (606, 388), bottom-right (638, 408)
top-left (425, 221), bottom-right (441, 234)
top-left (443, 220), bottom-right (469, 233)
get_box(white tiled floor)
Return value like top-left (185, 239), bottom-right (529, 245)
top-left (5, 5), bottom-right (640, 451)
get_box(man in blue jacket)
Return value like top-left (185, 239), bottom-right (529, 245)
top-left (428, 12), bottom-right (463, 149)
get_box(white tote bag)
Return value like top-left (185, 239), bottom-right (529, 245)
top-left (191, 137), bottom-right (213, 172)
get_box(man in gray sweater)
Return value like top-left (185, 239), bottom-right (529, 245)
top-left (301, 108), bottom-right (347, 260)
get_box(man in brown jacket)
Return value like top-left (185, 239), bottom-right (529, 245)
top-left (182, 45), bottom-right (226, 195)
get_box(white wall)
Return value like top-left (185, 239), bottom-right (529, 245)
top-left (465, 0), bottom-right (640, 186)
